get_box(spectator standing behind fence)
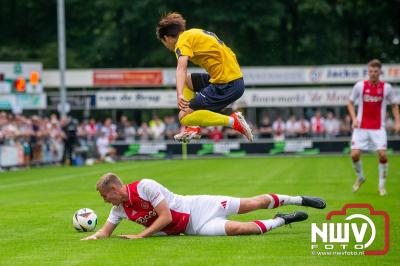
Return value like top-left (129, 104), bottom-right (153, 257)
top-left (258, 115), bottom-right (273, 139)
top-left (41, 118), bottom-right (52, 163)
top-left (138, 122), bottom-right (151, 141)
top-left (62, 117), bottom-right (79, 165)
top-left (101, 118), bottom-right (118, 142)
top-left (339, 114), bottom-right (352, 137)
top-left (3, 116), bottom-right (18, 145)
top-left (285, 115), bottom-right (298, 138)
top-left (116, 115), bottom-right (129, 141)
top-left (311, 110), bottom-right (325, 138)
top-left (96, 131), bottom-right (116, 163)
top-left (295, 117), bottom-right (310, 138)
top-left (77, 121), bottom-right (88, 145)
top-left (150, 116), bottom-right (166, 140)
top-left (272, 116), bottom-right (286, 141)
top-left (324, 112), bottom-right (340, 139)
top-left (223, 126), bottom-right (240, 139)
top-left (85, 118), bottom-right (98, 141)
top-left (17, 116), bottom-right (33, 166)
top-left (208, 126), bottom-right (224, 141)
top-left (164, 116), bottom-right (180, 140)
top-left (124, 121), bottom-right (137, 143)
top-left (49, 121), bottom-right (64, 163)
top-left (30, 116), bottom-right (42, 164)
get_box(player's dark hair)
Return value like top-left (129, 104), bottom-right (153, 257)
top-left (156, 12), bottom-right (186, 40)
top-left (368, 59), bottom-right (382, 69)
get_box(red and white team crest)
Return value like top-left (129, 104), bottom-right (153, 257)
top-left (141, 201), bottom-right (150, 209)
top-left (220, 200), bottom-right (227, 209)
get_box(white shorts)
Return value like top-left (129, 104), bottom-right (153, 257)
top-left (351, 128), bottom-right (387, 151)
top-left (184, 195), bottom-right (241, 236)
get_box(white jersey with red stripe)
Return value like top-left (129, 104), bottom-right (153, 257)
top-left (107, 179), bottom-right (241, 236)
top-left (349, 80), bottom-right (395, 130)
top-left (107, 179), bottom-right (191, 235)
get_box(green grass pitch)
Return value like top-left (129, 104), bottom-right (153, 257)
top-left (0, 155), bottom-right (399, 265)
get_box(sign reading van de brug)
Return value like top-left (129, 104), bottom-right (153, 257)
top-left (96, 91), bottom-right (177, 109)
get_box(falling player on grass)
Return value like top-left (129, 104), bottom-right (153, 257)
top-left (348, 59), bottom-right (400, 196)
top-left (82, 173), bottom-right (326, 240)
top-left (156, 12), bottom-right (253, 143)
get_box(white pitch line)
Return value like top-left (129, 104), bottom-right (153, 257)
top-left (0, 164), bottom-right (140, 190)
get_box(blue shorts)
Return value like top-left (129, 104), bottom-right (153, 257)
top-left (189, 73), bottom-right (244, 112)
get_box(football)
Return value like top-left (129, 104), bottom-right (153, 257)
top-left (72, 208), bottom-right (98, 232)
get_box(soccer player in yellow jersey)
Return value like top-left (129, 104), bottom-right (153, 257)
top-left (156, 12), bottom-right (253, 142)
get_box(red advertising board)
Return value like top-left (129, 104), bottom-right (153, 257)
top-left (93, 70), bottom-right (163, 87)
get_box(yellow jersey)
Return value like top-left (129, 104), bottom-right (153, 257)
top-left (174, 28), bottom-right (243, 84)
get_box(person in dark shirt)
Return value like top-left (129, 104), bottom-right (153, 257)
top-left (62, 117), bottom-right (79, 165)
top-left (258, 115), bottom-right (273, 139)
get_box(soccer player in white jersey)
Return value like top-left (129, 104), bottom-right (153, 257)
top-left (82, 173), bottom-right (326, 240)
top-left (347, 59), bottom-right (400, 196)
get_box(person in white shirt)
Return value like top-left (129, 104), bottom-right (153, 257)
top-left (96, 132), bottom-right (116, 163)
top-left (295, 117), bottom-right (310, 138)
top-left (324, 112), bottom-right (340, 139)
top-left (272, 116), bottom-right (286, 141)
top-left (82, 173), bottom-right (326, 240)
top-left (310, 110), bottom-right (325, 138)
top-left (285, 115), bottom-right (298, 138)
top-left (347, 59), bottom-right (400, 196)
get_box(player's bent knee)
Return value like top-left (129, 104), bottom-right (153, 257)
top-left (377, 151), bottom-right (387, 163)
top-left (179, 111), bottom-right (188, 122)
top-left (179, 109), bottom-right (194, 125)
top-left (351, 150), bottom-right (361, 161)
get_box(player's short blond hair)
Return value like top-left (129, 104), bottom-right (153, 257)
top-left (368, 59), bottom-right (382, 69)
top-left (156, 12), bottom-right (186, 40)
top-left (96, 173), bottom-right (124, 192)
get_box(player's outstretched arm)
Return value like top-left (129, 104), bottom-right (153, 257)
top-left (392, 104), bottom-right (400, 132)
top-left (176, 56), bottom-right (190, 110)
top-left (81, 221), bottom-right (117, 240)
top-left (118, 200), bottom-right (172, 239)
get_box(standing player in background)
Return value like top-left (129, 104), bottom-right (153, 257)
top-left (156, 12), bottom-right (253, 143)
top-left (82, 173), bottom-right (326, 240)
top-left (347, 59), bottom-right (400, 196)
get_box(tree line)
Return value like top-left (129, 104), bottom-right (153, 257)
top-left (0, 0), bottom-right (399, 68)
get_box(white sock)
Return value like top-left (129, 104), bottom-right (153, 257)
top-left (228, 117), bottom-right (234, 127)
top-left (379, 162), bottom-right (388, 189)
top-left (253, 217), bottom-right (285, 234)
top-left (265, 194), bottom-right (302, 209)
top-left (352, 160), bottom-right (365, 180)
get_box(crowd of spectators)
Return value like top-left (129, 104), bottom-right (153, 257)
top-left (257, 110), bottom-right (397, 140)
top-left (0, 110), bottom-right (398, 166)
